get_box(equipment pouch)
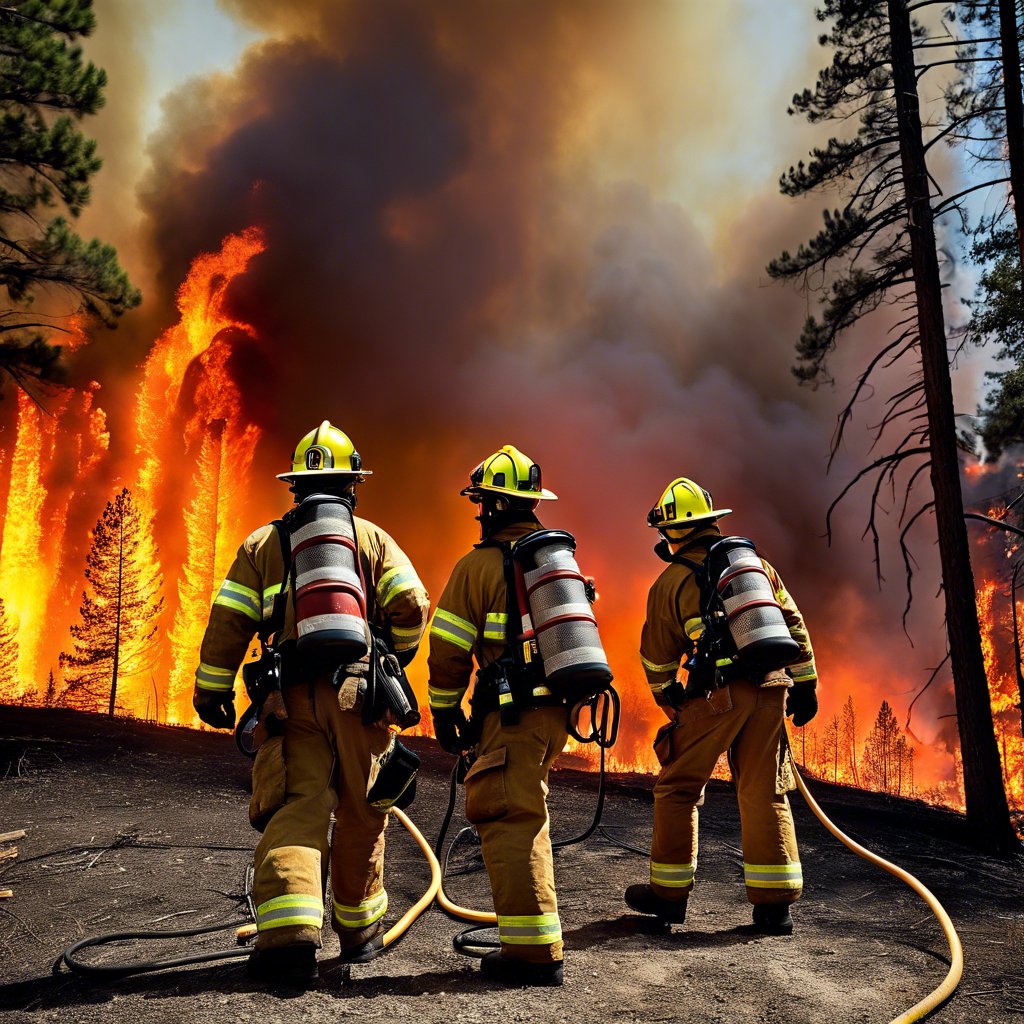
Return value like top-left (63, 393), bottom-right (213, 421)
top-left (776, 733), bottom-right (797, 795)
top-left (678, 682), bottom-right (734, 725)
top-left (464, 746), bottom-right (508, 824)
top-left (248, 734), bottom-right (286, 832)
top-left (653, 722), bottom-right (677, 768)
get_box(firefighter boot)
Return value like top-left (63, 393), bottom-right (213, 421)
top-left (480, 951), bottom-right (564, 987)
top-left (624, 884), bottom-right (688, 924)
top-left (246, 942), bottom-right (319, 986)
top-left (752, 903), bottom-right (794, 935)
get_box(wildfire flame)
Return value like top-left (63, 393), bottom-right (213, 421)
top-left (0, 227), bottom-right (1021, 825)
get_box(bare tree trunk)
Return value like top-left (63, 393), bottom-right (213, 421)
top-left (999, 0), bottom-right (1024, 276)
top-left (889, 0), bottom-right (1018, 852)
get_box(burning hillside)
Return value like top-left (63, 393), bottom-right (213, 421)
top-left (0, 0), bottom-right (1020, 815)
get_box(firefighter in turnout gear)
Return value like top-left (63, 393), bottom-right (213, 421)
top-left (428, 445), bottom-right (567, 987)
top-left (192, 421), bottom-right (429, 984)
top-left (625, 477), bottom-right (817, 935)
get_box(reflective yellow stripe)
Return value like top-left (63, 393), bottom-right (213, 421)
top-left (195, 662), bottom-right (235, 692)
top-left (262, 583), bottom-right (284, 618)
top-left (256, 893), bottom-right (324, 931)
top-left (390, 621), bottom-right (426, 652)
top-left (497, 912), bottom-right (561, 945)
top-left (641, 653), bottom-right (678, 675)
top-left (430, 609), bottom-right (477, 652)
top-left (377, 565), bottom-right (422, 608)
top-left (684, 617), bottom-right (704, 640)
top-left (483, 612), bottom-right (508, 642)
top-left (788, 660), bottom-right (817, 683)
top-left (651, 860), bottom-right (696, 888)
top-left (744, 862), bottom-right (803, 889)
top-left (214, 579), bottom-right (261, 622)
top-left (428, 685), bottom-right (464, 709)
top-left (499, 690), bottom-right (513, 706)
top-left (332, 889), bottom-right (388, 928)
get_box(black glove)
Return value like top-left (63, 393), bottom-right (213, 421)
top-left (193, 690), bottom-right (236, 729)
top-left (432, 707), bottom-right (469, 755)
top-left (786, 683), bottom-right (818, 728)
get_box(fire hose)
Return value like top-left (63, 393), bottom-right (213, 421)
top-left (787, 743), bottom-right (963, 1024)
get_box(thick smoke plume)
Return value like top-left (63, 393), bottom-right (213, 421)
top-left (19, 0), bottom-right (977, 771)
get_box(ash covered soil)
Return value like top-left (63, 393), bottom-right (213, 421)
top-left (0, 706), bottom-right (1021, 1024)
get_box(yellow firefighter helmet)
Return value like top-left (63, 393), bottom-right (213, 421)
top-left (647, 477), bottom-right (731, 529)
top-left (460, 444), bottom-right (557, 501)
top-left (276, 420), bottom-right (371, 481)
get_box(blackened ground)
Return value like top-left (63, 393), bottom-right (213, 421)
top-left (0, 705), bottom-right (1021, 1023)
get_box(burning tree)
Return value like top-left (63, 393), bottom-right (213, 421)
top-left (59, 488), bottom-right (163, 716)
top-left (0, 0), bottom-right (140, 395)
top-left (0, 596), bottom-right (18, 698)
top-left (841, 695), bottom-right (861, 786)
top-left (769, 0), bottom-right (1018, 852)
top-left (863, 699), bottom-right (903, 794)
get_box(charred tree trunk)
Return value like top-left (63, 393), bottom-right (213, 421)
top-left (889, 0), bottom-right (1018, 852)
top-left (999, 0), bottom-right (1024, 276)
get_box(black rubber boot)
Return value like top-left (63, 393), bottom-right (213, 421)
top-left (480, 951), bottom-right (564, 987)
top-left (246, 943), bottom-right (319, 985)
top-left (337, 938), bottom-right (382, 964)
top-left (624, 883), bottom-right (688, 924)
top-left (751, 903), bottom-right (794, 935)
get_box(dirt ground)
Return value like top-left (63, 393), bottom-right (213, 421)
top-left (0, 705), bottom-right (1021, 1024)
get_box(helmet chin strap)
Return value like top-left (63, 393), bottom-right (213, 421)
top-left (475, 494), bottom-right (539, 540)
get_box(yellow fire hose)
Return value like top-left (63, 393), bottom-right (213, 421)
top-left (790, 752), bottom-right (963, 1024)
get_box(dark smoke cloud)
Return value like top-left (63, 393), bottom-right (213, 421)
top-left (106, 0), bottom-right (958, 744)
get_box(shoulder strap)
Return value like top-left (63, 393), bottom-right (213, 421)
top-left (259, 519), bottom-right (292, 645)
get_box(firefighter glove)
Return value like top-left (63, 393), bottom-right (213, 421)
top-left (433, 707), bottom-right (470, 754)
top-left (786, 682), bottom-right (818, 727)
top-left (193, 690), bottom-right (236, 729)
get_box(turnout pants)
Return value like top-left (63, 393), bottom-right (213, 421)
top-left (650, 678), bottom-right (802, 906)
top-left (250, 677), bottom-right (393, 951)
top-left (465, 706), bottom-right (568, 963)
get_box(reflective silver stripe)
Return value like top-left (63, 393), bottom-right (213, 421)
top-left (544, 647), bottom-right (608, 676)
top-left (289, 517), bottom-right (354, 547)
top-left (332, 889), bottom-right (388, 928)
top-left (213, 580), bottom-right (261, 621)
top-left (196, 663), bottom-right (234, 692)
top-left (377, 566), bottom-right (421, 607)
top-left (651, 860), bottom-right (696, 888)
top-left (497, 912), bottom-right (561, 945)
top-left (297, 613), bottom-right (366, 637)
top-left (744, 862), bottom-right (803, 889)
top-left (255, 893), bottom-right (324, 931)
top-left (430, 609), bottom-right (477, 652)
top-left (483, 612), bottom-right (508, 642)
top-left (294, 565), bottom-right (362, 591)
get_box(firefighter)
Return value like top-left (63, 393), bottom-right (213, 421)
top-left (428, 445), bottom-right (567, 987)
top-left (625, 477), bottom-right (817, 935)
top-left (192, 421), bottom-right (429, 984)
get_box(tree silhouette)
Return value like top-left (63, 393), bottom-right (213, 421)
top-left (863, 699), bottom-right (902, 794)
top-left (0, 0), bottom-right (141, 395)
top-left (841, 694), bottom-right (860, 786)
top-left (59, 488), bottom-right (162, 715)
top-left (769, 0), bottom-right (1016, 852)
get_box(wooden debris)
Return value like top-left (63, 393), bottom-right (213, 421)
top-left (0, 890), bottom-right (12, 899)
top-left (0, 847), bottom-right (17, 861)
top-left (0, 830), bottom-right (26, 844)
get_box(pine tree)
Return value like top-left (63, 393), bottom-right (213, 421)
top-left (0, 0), bottom-right (140, 395)
top-left (769, 0), bottom-right (1017, 852)
top-left (826, 713), bottom-right (841, 783)
top-left (59, 487), bottom-right (162, 715)
top-left (863, 699), bottom-right (903, 794)
top-left (841, 695), bottom-right (860, 786)
top-left (0, 595), bottom-right (18, 698)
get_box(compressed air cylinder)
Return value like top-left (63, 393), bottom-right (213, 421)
top-left (289, 495), bottom-right (369, 661)
top-left (706, 537), bottom-right (799, 672)
top-left (514, 530), bottom-right (612, 691)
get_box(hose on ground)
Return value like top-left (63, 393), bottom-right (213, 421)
top-left (787, 740), bottom-right (963, 1024)
top-left (54, 806), bottom-right (441, 978)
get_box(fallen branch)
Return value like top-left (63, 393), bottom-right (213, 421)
top-left (0, 830), bottom-right (26, 844)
